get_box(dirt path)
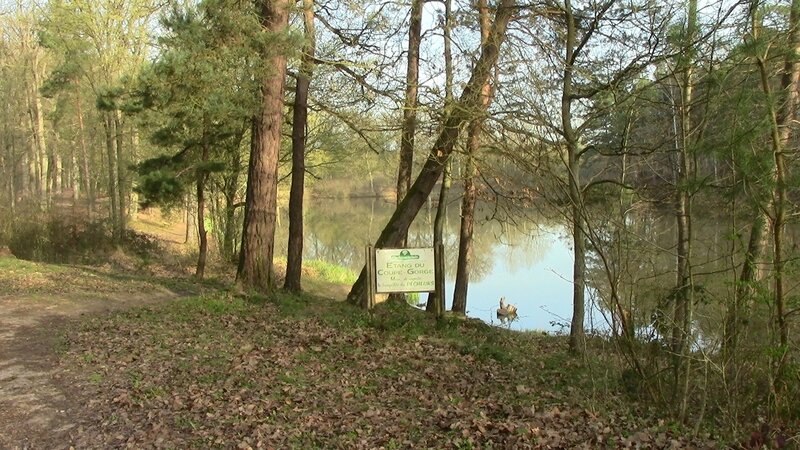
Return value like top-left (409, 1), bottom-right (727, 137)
top-left (0, 290), bottom-right (180, 449)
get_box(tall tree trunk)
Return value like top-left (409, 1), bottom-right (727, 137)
top-left (1, 127), bottom-right (8, 210)
top-left (76, 94), bottom-right (93, 216)
top-left (562, 0), bottom-right (587, 354)
top-left (396, 0), bottom-right (424, 217)
top-left (114, 110), bottom-right (127, 233)
top-left (770, 0), bottom-right (798, 360)
top-left (671, 0), bottom-right (697, 421)
top-left (50, 145), bottom-right (61, 197)
top-left (427, 159), bottom-right (451, 315)
top-left (25, 140), bottom-right (34, 201)
top-left (348, 0), bottom-right (517, 306)
top-left (130, 129), bottom-right (140, 218)
top-left (34, 64), bottom-right (48, 206)
top-left (223, 128), bottom-right (246, 261)
top-left (237, 0), bottom-right (291, 294)
top-left (185, 194), bottom-right (194, 244)
top-left (773, 0), bottom-right (800, 353)
top-left (196, 141), bottom-right (209, 278)
top-left (452, 154), bottom-right (477, 314)
top-left (27, 76), bottom-right (48, 206)
top-left (69, 133), bottom-right (78, 201)
top-left (285, 0), bottom-right (316, 292)
top-left (427, 0), bottom-right (454, 315)
top-left (103, 113), bottom-right (120, 243)
top-left (723, 213), bottom-right (768, 359)
top-left (751, 0), bottom-right (798, 376)
top-left (386, 0), bottom-right (425, 304)
top-left (2, 118), bottom-right (14, 212)
top-left (452, 0), bottom-right (493, 316)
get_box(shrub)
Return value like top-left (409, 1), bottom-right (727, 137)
top-left (7, 214), bottom-right (162, 265)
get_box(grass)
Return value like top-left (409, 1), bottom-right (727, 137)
top-left (0, 256), bottom-right (69, 283)
top-left (304, 259), bottom-right (358, 284)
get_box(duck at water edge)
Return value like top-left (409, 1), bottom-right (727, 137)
top-left (497, 297), bottom-right (518, 317)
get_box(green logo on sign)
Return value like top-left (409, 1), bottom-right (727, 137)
top-left (392, 250), bottom-right (419, 260)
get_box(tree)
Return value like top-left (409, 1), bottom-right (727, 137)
top-left (452, 0), bottom-right (493, 316)
top-left (237, 0), bottom-right (292, 294)
top-left (285, 0), bottom-right (317, 292)
top-left (396, 0), bottom-right (423, 216)
top-left (41, 0), bottom-right (159, 241)
top-left (522, 0), bottom-right (666, 354)
top-left (667, 0), bottom-right (697, 420)
top-left (133, 1), bottom-right (261, 278)
top-left (426, 0), bottom-right (455, 317)
top-left (347, 0), bottom-right (517, 307)
top-left (747, 0), bottom-right (799, 398)
top-left (4, 7), bottom-right (50, 207)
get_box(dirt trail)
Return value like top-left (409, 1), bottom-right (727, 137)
top-left (0, 290), bottom-right (179, 449)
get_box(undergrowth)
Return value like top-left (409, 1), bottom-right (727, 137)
top-left (7, 214), bottom-right (162, 265)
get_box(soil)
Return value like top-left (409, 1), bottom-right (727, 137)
top-left (0, 290), bottom-right (179, 450)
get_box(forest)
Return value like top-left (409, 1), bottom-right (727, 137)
top-left (0, 0), bottom-right (799, 447)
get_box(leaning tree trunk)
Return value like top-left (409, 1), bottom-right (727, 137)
top-left (347, 0), bottom-right (517, 306)
top-left (285, 0), bottom-right (316, 292)
top-left (237, 0), bottom-right (291, 294)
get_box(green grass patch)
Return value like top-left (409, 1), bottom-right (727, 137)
top-left (0, 257), bottom-right (58, 272)
top-left (88, 372), bottom-right (103, 384)
top-left (304, 259), bottom-right (357, 284)
top-left (457, 339), bottom-right (512, 364)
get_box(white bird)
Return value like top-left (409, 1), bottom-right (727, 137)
top-left (497, 296), bottom-right (518, 316)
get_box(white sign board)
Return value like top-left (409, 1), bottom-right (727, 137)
top-left (375, 248), bottom-right (435, 293)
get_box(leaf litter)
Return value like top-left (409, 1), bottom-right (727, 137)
top-left (57, 294), bottom-right (723, 449)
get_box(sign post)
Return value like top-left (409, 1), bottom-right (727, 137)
top-left (365, 245), bottom-right (376, 310)
top-left (366, 246), bottom-right (442, 317)
top-left (433, 243), bottom-right (445, 318)
top-left (375, 247), bottom-right (435, 293)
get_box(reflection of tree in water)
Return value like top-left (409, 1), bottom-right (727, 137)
top-left (283, 194), bottom-right (799, 347)
top-left (583, 204), bottom-right (777, 348)
top-left (490, 220), bottom-right (552, 275)
top-left (279, 197), bottom-right (563, 287)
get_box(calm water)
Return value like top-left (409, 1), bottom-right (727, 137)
top-left (276, 197), bottom-right (607, 332)
top-left (273, 194), bottom-right (800, 348)
top-left (440, 226), bottom-right (605, 332)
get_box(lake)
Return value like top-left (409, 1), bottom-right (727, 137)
top-left (275, 196), bottom-right (608, 332)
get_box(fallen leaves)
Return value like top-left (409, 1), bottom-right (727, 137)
top-left (57, 295), bottom-right (723, 449)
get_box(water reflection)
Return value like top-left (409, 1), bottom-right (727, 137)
top-left (277, 196), bottom-right (800, 347)
top-left (581, 202), bottom-right (800, 351)
top-left (275, 197), bottom-right (606, 332)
